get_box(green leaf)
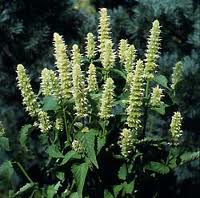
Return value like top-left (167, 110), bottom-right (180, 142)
top-left (144, 161), bottom-right (170, 175)
top-left (123, 180), bottom-right (135, 194)
top-left (47, 144), bottom-right (64, 158)
top-left (113, 184), bottom-right (123, 197)
top-left (19, 124), bottom-right (32, 151)
top-left (84, 132), bottom-right (98, 168)
top-left (112, 69), bottom-right (127, 80)
top-left (118, 164), bottom-right (127, 180)
top-left (153, 105), bottom-right (165, 115)
top-left (97, 136), bottom-right (106, 154)
top-left (47, 181), bottom-right (61, 198)
top-left (0, 137), bottom-right (10, 151)
top-left (180, 151), bottom-right (200, 165)
top-left (0, 161), bottom-right (14, 187)
top-left (69, 192), bottom-right (79, 198)
top-left (60, 150), bottom-right (80, 165)
top-left (153, 75), bottom-right (169, 89)
top-left (42, 96), bottom-right (59, 111)
top-left (71, 162), bottom-right (89, 198)
top-left (104, 190), bottom-right (114, 198)
top-left (14, 183), bottom-right (35, 196)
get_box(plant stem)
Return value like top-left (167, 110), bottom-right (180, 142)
top-left (63, 108), bottom-right (70, 142)
top-left (12, 161), bottom-right (33, 183)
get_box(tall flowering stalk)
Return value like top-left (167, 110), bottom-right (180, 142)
top-left (99, 77), bottom-right (115, 120)
top-left (17, 64), bottom-right (51, 133)
top-left (72, 44), bottom-right (82, 66)
top-left (125, 44), bottom-right (137, 74)
top-left (101, 39), bottom-right (115, 74)
top-left (144, 20), bottom-right (161, 80)
top-left (98, 8), bottom-right (111, 53)
top-left (150, 85), bottom-right (164, 108)
top-left (118, 128), bottom-right (134, 158)
top-left (16, 64), bottom-right (40, 117)
top-left (127, 60), bottom-right (144, 131)
top-left (72, 63), bottom-right (88, 117)
top-left (53, 33), bottom-right (71, 100)
top-left (40, 68), bottom-right (61, 100)
top-left (171, 61), bottom-right (183, 89)
top-left (87, 63), bottom-right (98, 92)
top-left (85, 33), bottom-right (96, 60)
top-left (170, 112), bottom-right (183, 145)
top-left (118, 39), bottom-right (129, 65)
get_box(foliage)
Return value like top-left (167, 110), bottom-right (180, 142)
top-left (0, 8), bottom-right (199, 197)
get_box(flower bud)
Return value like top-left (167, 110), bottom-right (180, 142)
top-left (171, 61), bottom-right (183, 89)
top-left (150, 85), bottom-right (164, 107)
top-left (86, 33), bottom-right (96, 60)
top-left (87, 63), bottom-right (98, 92)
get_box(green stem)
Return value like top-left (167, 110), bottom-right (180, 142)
top-left (63, 108), bottom-right (70, 142)
top-left (12, 161), bottom-right (33, 183)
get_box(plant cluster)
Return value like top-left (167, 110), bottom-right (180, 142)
top-left (0, 8), bottom-right (199, 198)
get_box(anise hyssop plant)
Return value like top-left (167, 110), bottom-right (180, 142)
top-left (3, 8), bottom-right (199, 198)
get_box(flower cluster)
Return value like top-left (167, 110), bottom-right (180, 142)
top-left (16, 64), bottom-right (40, 117)
top-left (40, 68), bottom-right (60, 100)
top-left (99, 78), bottom-right (115, 120)
top-left (0, 121), bottom-right (5, 137)
top-left (87, 63), bottom-right (98, 92)
top-left (125, 45), bottom-right (137, 73)
top-left (144, 20), bottom-right (161, 80)
top-left (55, 117), bottom-right (64, 131)
top-left (171, 61), bottom-right (183, 89)
top-left (118, 39), bottom-right (129, 65)
top-left (170, 112), bottom-right (183, 145)
top-left (72, 44), bottom-right (82, 66)
top-left (53, 33), bottom-right (71, 100)
top-left (72, 63), bottom-right (88, 117)
top-left (127, 60), bottom-right (144, 131)
top-left (85, 33), bottom-right (96, 60)
top-left (150, 85), bottom-right (164, 107)
top-left (98, 8), bottom-right (111, 53)
top-left (72, 140), bottom-right (85, 154)
top-left (118, 128), bottom-right (134, 158)
top-left (17, 64), bottom-right (51, 133)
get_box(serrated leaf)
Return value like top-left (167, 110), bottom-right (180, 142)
top-left (97, 136), bottom-right (106, 154)
top-left (180, 151), bottom-right (200, 165)
top-left (0, 137), bottom-right (10, 151)
top-left (19, 124), bottom-right (32, 151)
top-left (69, 192), bottom-right (79, 198)
top-left (144, 161), bottom-right (170, 174)
top-left (47, 144), bottom-right (64, 158)
top-left (113, 184), bottom-right (123, 197)
top-left (42, 96), bottom-right (59, 111)
top-left (60, 150), bottom-right (80, 165)
top-left (71, 162), bottom-right (89, 198)
top-left (154, 75), bottom-right (169, 89)
top-left (104, 190), bottom-right (114, 198)
top-left (84, 132), bottom-right (98, 168)
top-left (0, 161), bottom-right (14, 187)
top-left (14, 183), bottom-right (35, 196)
top-left (123, 180), bottom-right (135, 194)
top-left (112, 69), bottom-right (126, 80)
top-left (47, 181), bottom-right (61, 198)
top-left (118, 164), bottom-right (127, 180)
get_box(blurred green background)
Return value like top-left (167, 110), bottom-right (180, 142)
top-left (0, 0), bottom-right (199, 196)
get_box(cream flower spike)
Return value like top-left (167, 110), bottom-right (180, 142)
top-left (98, 8), bottom-right (112, 53)
top-left (127, 60), bottom-right (144, 131)
top-left (87, 63), bottom-right (98, 92)
top-left (171, 61), bottom-right (183, 89)
top-left (72, 63), bottom-right (88, 117)
top-left (16, 64), bottom-right (40, 117)
top-left (38, 111), bottom-right (52, 133)
top-left (125, 44), bottom-right (137, 73)
top-left (118, 39), bottom-right (129, 65)
top-left (118, 128), bottom-right (134, 158)
top-left (40, 68), bottom-right (60, 100)
top-left (150, 85), bottom-right (164, 107)
top-left (101, 39), bottom-right (115, 73)
top-left (144, 20), bottom-right (161, 80)
top-left (53, 33), bottom-right (71, 100)
top-left (72, 44), bottom-right (82, 66)
top-left (99, 77), bottom-right (115, 120)
top-left (170, 111), bottom-right (183, 145)
top-left (86, 32), bottom-right (96, 60)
